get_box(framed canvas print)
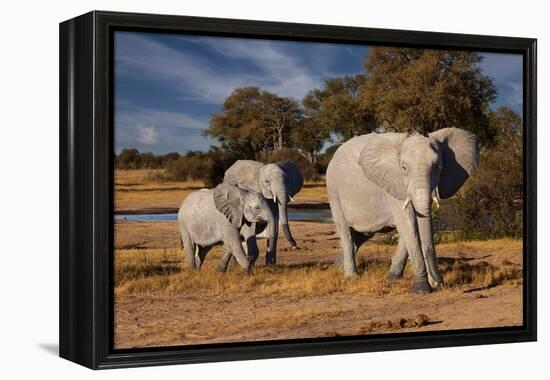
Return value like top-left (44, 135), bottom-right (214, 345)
top-left (59, 11), bottom-right (537, 369)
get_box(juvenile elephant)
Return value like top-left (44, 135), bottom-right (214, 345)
top-left (177, 183), bottom-right (276, 272)
top-left (224, 160), bottom-right (304, 265)
top-left (326, 128), bottom-right (479, 293)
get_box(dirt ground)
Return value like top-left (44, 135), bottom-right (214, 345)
top-left (114, 220), bottom-right (523, 349)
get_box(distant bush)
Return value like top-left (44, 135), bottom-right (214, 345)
top-left (155, 148), bottom-right (238, 187)
top-left (115, 148), bottom-right (181, 170)
top-left (164, 152), bottom-right (207, 182)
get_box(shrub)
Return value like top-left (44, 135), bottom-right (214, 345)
top-left (164, 154), bottom-right (208, 182)
top-left (450, 142), bottom-right (522, 239)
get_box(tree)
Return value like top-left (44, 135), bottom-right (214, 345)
top-left (204, 87), bottom-right (303, 158)
top-left (450, 107), bottom-right (523, 238)
top-left (303, 75), bottom-right (376, 141)
top-left (115, 148), bottom-right (141, 169)
top-left (204, 87), bottom-right (268, 159)
top-left (361, 48), bottom-right (497, 146)
top-left (289, 118), bottom-right (327, 165)
top-left (259, 92), bottom-right (303, 151)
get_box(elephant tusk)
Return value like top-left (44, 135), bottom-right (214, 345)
top-left (273, 194), bottom-right (277, 204)
top-left (432, 188), bottom-right (441, 209)
top-left (402, 197), bottom-right (411, 210)
top-left (288, 195), bottom-right (295, 203)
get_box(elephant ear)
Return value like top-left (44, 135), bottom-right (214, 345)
top-left (358, 133), bottom-right (408, 200)
top-left (429, 128), bottom-right (480, 199)
top-left (223, 160), bottom-right (263, 193)
top-left (213, 183), bottom-right (245, 228)
top-left (277, 160), bottom-right (304, 197)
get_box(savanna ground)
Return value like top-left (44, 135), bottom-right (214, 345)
top-left (114, 170), bottom-right (523, 349)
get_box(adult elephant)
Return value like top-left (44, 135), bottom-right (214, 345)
top-left (326, 128), bottom-right (479, 293)
top-left (224, 160), bottom-right (304, 265)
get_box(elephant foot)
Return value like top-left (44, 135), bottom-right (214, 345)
top-left (409, 281), bottom-right (433, 294)
top-left (265, 255), bottom-right (277, 266)
top-left (217, 265), bottom-right (228, 273)
top-left (344, 271), bottom-right (359, 279)
top-left (428, 276), bottom-right (443, 289)
top-left (386, 272), bottom-right (404, 281)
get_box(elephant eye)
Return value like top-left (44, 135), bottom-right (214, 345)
top-left (401, 165), bottom-right (407, 172)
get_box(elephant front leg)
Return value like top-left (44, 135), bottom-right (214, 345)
top-left (224, 230), bottom-right (252, 273)
top-left (266, 201), bottom-right (278, 266)
top-left (390, 201), bottom-right (431, 293)
top-left (217, 245), bottom-right (233, 272)
top-left (387, 237), bottom-right (408, 281)
top-left (245, 236), bottom-right (260, 266)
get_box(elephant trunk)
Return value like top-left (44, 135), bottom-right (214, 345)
top-left (274, 185), bottom-right (297, 247)
top-left (415, 200), bottom-right (443, 287)
top-left (411, 188), bottom-right (432, 217)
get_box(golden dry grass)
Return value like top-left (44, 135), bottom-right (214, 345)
top-left (114, 239), bottom-right (522, 301)
top-left (114, 169), bottom-right (328, 212)
top-left (115, 169), bottom-right (205, 212)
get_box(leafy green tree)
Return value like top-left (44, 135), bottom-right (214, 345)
top-left (139, 152), bottom-right (162, 168)
top-left (303, 75), bottom-right (376, 141)
top-left (290, 117), bottom-right (328, 165)
top-left (204, 87), bottom-right (303, 158)
top-left (204, 87), bottom-right (268, 159)
top-left (449, 107), bottom-right (523, 239)
top-left (259, 92), bottom-right (303, 151)
top-left (115, 148), bottom-right (141, 169)
top-left (361, 48), bottom-right (497, 146)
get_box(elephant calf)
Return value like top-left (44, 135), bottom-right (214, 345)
top-left (177, 183), bottom-right (276, 272)
top-left (224, 159), bottom-right (304, 265)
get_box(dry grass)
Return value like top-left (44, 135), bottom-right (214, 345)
top-left (115, 169), bottom-right (205, 213)
top-left (114, 169), bottom-right (328, 212)
top-left (114, 239), bottom-right (522, 300)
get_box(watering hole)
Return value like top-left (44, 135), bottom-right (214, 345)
top-left (115, 208), bottom-right (333, 223)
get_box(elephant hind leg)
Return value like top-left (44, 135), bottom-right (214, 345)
top-left (330, 196), bottom-right (358, 278)
top-left (217, 245), bottom-right (233, 272)
top-left (387, 237), bottom-right (408, 281)
top-left (180, 227), bottom-right (197, 270)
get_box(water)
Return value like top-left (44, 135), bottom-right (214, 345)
top-left (115, 208), bottom-right (333, 223)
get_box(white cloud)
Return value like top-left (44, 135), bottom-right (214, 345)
top-left (115, 104), bottom-right (213, 153)
top-left (136, 125), bottom-right (158, 145)
top-left (115, 33), bottom-right (333, 103)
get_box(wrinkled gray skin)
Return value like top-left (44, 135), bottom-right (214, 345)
top-left (177, 183), bottom-right (276, 272)
top-left (326, 128), bottom-right (479, 293)
top-left (224, 160), bottom-right (304, 265)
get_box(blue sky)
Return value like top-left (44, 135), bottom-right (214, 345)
top-left (114, 31), bottom-right (523, 154)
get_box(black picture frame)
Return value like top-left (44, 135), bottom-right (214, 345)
top-left (59, 10), bottom-right (537, 369)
